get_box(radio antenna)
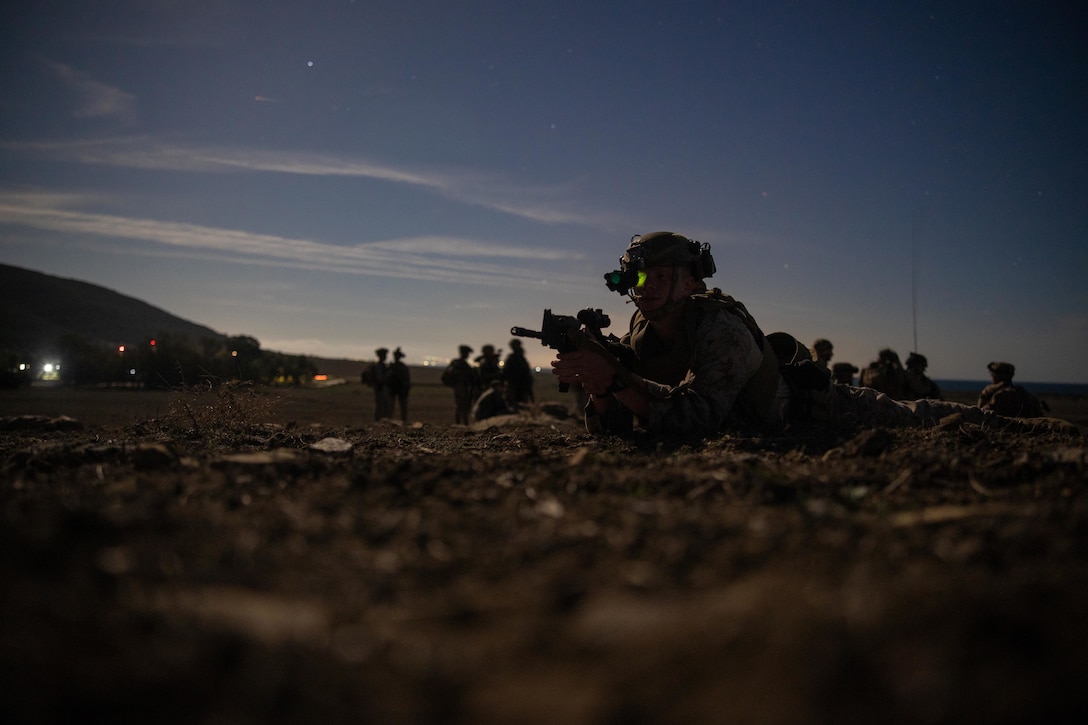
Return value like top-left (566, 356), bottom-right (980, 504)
top-left (911, 209), bottom-right (919, 353)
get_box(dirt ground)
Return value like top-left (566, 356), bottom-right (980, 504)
top-left (2, 382), bottom-right (1087, 724)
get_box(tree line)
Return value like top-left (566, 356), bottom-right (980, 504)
top-left (3, 333), bottom-right (317, 389)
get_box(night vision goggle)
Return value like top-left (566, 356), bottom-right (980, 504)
top-left (603, 266), bottom-right (647, 295)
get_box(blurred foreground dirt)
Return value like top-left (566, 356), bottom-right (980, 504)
top-left (2, 385), bottom-right (1086, 723)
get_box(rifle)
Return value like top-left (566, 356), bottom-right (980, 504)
top-left (511, 308), bottom-right (612, 392)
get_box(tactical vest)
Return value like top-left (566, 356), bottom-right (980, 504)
top-left (626, 289), bottom-right (781, 424)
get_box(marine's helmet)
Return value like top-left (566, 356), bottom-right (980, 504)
top-left (905, 352), bottom-right (928, 370)
top-left (988, 361), bottom-right (1015, 378)
top-left (476, 344), bottom-right (499, 363)
top-left (877, 348), bottom-right (901, 366)
top-left (604, 231), bottom-right (716, 296)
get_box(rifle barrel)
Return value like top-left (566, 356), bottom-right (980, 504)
top-left (510, 326), bottom-right (543, 339)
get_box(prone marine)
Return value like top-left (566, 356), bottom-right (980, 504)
top-left (545, 232), bottom-right (1077, 438)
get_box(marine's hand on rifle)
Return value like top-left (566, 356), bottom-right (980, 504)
top-left (551, 348), bottom-right (616, 396)
top-left (549, 326), bottom-right (627, 396)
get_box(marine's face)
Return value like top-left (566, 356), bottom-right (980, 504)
top-left (632, 265), bottom-right (696, 313)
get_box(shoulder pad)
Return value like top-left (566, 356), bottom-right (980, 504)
top-left (689, 288), bottom-right (739, 307)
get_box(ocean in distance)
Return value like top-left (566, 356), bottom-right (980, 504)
top-left (933, 379), bottom-right (1088, 396)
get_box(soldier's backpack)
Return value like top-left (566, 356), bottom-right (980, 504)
top-left (765, 331), bottom-right (831, 420)
top-left (989, 385), bottom-right (1044, 418)
top-left (859, 361), bottom-right (903, 398)
top-left (441, 362), bottom-right (456, 387)
top-left (360, 363), bottom-right (377, 387)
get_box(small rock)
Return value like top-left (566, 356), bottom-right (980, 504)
top-left (46, 415), bottom-right (83, 431)
top-left (310, 437), bottom-right (353, 454)
top-left (213, 450), bottom-right (304, 466)
top-left (535, 497), bottom-right (565, 518)
top-left (0, 414), bottom-right (83, 431)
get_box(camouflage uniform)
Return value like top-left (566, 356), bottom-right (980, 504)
top-left (902, 352), bottom-right (942, 400)
top-left (978, 382), bottom-right (1044, 418)
top-left (813, 384), bottom-right (984, 429)
top-left (442, 345), bottom-right (478, 425)
top-left (369, 348), bottom-right (393, 421)
top-left (592, 292), bottom-right (790, 436)
top-left (811, 338), bottom-right (833, 370)
top-left (858, 349), bottom-right (906, 399)
top-left (503, 339), bottom-right (535, 407)
top-left (387, 348), bottom-right (411, 423)
top-left (903, 372), bottom-right (941, 400)
top-left (472, 381), bottom-right (514, 421)
top-left (595, 299), bottom-right (998, 435)
top-left (569, 232), bottom-right (1075, 439)
top-left (476, 345), bottom-right (503, 389)
top-left (832, 362), bottom-right (858, 386)
top-left (978, 361), bottom-right (1044, 418)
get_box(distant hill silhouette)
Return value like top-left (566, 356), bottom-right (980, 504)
top-left (1, 263), bottom-right (226, 353)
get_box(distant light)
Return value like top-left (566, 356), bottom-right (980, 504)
top-left (232, 350), bottom-right (238, 357)
top-left (307, 60), bottom-right (314, 67)
top-left (129, 368), bottom-right (136, 376)
top-left (314, 374), bottom-right (328, 381)
top-left (43, 363), bottom-right (55, 373)
top-left (534, 366), bottom-right (542, 373)
top-left (150, 339), bottom-right (156, 346)
top-left (18, 363), bottom-right (28, 371)
top-left (118, 345), bottom-right (125, 353)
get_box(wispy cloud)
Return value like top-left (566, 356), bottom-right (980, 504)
top-left (43, 62), bottom-right (138, 126)
top-left (54, 1), bottom-right (249, 49)
top-left (1, 137), bottom-right (621, 228)
top-left (0, 191), bottom-right (587, 291)
top-left (365, 236), bottom-right (572, 261)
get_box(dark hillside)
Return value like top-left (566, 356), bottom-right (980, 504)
top-left (0, 263), bottom-right (225, 352)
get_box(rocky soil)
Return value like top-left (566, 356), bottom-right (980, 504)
top-left (2, 386), bottom-right (1087, 724)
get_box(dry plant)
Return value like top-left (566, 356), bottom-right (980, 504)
top-left (158, 380), bottom-right (281, 445)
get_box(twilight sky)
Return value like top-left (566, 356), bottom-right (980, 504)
top-left (2, 1), bottom-right (1085, 382)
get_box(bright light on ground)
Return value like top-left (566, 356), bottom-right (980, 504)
top-left (41, 362), bottom-right (61, 381)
